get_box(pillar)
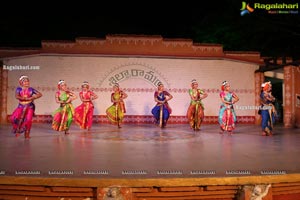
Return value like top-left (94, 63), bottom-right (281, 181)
top-left (283, 65), bottom-right (296, 128)
top-left (295, 66), bottom-right (300, 128)
top-left (255, 72), bottom-right (264, 125)
top-left (0, 61), bottom-right (8, 124)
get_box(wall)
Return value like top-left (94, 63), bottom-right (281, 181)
top-left (4, 54), bottom-right (258, 123)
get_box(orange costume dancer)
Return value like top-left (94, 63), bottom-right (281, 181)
top-left (187, 79), bottom-right (208, 130)
top-left (74, 81), bottom-right (98, 131)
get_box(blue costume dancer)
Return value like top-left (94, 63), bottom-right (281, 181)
top-left (151, 83), bottom-right (173, 128)
top-left (260, 81), bottom-right (276, 136)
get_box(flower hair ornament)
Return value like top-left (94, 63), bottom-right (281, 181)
top-left (222, 81), bottom-right (229, 86)
top-left (57, 80), bottom-right (66, 89)
top-left (19, 75), bottom-right (29, 85)
top-left (82, 81), bottom-right (89, 87)
top-left (191, 79), bottom-right (198, 85)
top-left (58, 80), bottom-right (65, 85)
top-left (19, 75), bottom-right (29, 82)
top-left (261, 81), bottom-right (271, 88)
top-left (221, 81), bottom-right (230, 91)
top-left (261, 81), bottom-right (271, 91)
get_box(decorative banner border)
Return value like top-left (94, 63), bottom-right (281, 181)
top-left (7, 115), bottom-right (255, 124)
top-left (8, 86), bottom-right (255, 94)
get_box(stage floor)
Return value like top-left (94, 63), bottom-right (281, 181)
top-left (0, 123), bottom-right (299, 179)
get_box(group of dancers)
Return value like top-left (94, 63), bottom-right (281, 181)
top-left (10, 75), bottom-right (276, 139)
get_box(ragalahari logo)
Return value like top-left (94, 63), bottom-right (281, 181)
top-left (240, 2), bottom-right (255, 16)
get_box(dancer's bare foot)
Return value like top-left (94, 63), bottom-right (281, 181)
top-left (25, 131), bottom-right (31, 139)
top-left (269, 131), bottom-right (273, 136)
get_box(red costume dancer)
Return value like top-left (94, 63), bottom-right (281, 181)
top-left (74, 81), bottom-right (98, 131)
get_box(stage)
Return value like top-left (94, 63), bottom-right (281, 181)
top-left (1, 123), bottom-right (300, 199)
top-left (0, 123), bottom-right (299, 179)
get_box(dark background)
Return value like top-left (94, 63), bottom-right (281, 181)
top-left (0, 0), bottom-right (299, 59)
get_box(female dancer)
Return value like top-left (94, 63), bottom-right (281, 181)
top-left (218, 81), bottom-right (239, 134)
top-left (10, 75), bottom-right (42, 138)
top-left (106, 83), bottom-right (128, 128)
top-left (151, 83), bottom-right (173, 128)
top-left (260, 81), bottom-right (276, 136)
top-left (187, 79), bottom-right (208, 131)
top-left (52, 80), bottom-right (77, 134)
top-left (74, 81), bottom-right (98, 131)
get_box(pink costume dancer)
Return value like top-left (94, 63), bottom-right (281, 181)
top-left (218, 81), bottom-right (239, 134)
top-left (74, 81), bottom-right (98, 130)
top-left (10, 75), bottom-right (42, 139)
